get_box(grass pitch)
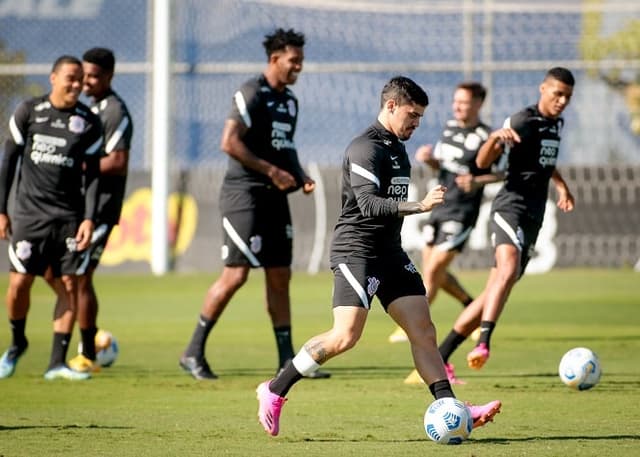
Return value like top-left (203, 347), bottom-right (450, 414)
top-left (0, 268), bottom-right (638, 456)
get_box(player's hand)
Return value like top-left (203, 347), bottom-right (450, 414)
top-left (556, 189), bottom-right (575, 213)
top-left (268, 167), bottom-right (297, 191)
top-left (420, 185), bottom-right (447, 212)
top-left (455, 174), bottom-right (477, 193)
top-left (75, 219), bottom-right (95, 251)
top-left (0, 213), bottom-right (11, 240)
top-left (490, 127), bottom-right (521, 148)
top-left (302, 176), bottom-right (315, 194)
top-left (414, 144), bottom-right (434, 163)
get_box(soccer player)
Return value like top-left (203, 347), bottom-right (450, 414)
top-left (179, 28), bottom-right (328, 380)
top-left (255, 76), bottom-right (501, 437)
top-left (394, 82), bottom-right (504, 385)
top-left (438, 67), bottom-right (576, 374)
top-left (44, 47), bottom-right (133, 373)
top-left (0, 55), bottom-right (103, 380)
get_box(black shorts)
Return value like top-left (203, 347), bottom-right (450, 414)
top-left (331, 252), bottom-right (426, 311)
top-left (83, 222), bottom-right (114, 270)
top-left (423, 213), bottom-right (475, 253)
top-left (220, 191), bottom-right (292, 268)
top-left (8, 218), bottom-right (87, 277)
top-left (490, 210), bottom-right (542, 278)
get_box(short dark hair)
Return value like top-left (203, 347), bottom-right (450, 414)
top-left (52, 55), bottom-right (81, 73)
top-left (380, 76), bottom-right (429, 108)
top-left (545, 67), bottom-right (575, 86)
top-left (457, 81), bottom-right (487, 102)
top-left (262, 28), bottom-right (305, 58)
top-left (83, 47), bottom-right (116, 73)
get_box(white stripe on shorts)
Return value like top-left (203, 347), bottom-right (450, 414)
top-left (8, 244), bottom-right (26, 273)
top-left (222, 217), bottom-right (261, 267)
top-left (435, 226), bottom-right (473, 252)
top-left (338, 263), bottom-right (370, 309)
top-left (493, 212), bottom-right (522, 251)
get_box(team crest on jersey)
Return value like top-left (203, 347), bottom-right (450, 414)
top-left (287, 100), bottom-right (296, 117)
top-left (249, 235), bottom-right (262, 254)
top-left (15, 240), bottom-right (32, 260)
top-left (404, 262), bottom-right (418, 274)
top-left (367, 276), bottom-right (380, 296)
top-left (68, 115), bottom-right (86, 134)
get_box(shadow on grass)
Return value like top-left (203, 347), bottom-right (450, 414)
top-left (0, 424), bottom-right (133, 431)
top-left (294, 434), bottom-right (640, 443)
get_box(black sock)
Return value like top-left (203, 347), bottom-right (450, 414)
top-left (478, 321), bottom-right (496, 349)
top-left (80, 327), bottom-right (98, 360)
top-left (9, 318), bottom-right (28, 349)
top-left (438, 330), bottom-right (467, 363)
top-left (185, 315), bottom-right (216, 359)
top-left (429, 379), bottom-right (455, 399)
top-left (269, 359), bottom-right (303, 397)
top-left (462, 297), bottom-right (473, 307)
top-left (274, 325), bottom-right (295, 369)
top-left (48, 332), bottom-right (71, 369)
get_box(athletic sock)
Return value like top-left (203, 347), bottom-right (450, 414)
top-left (9, 318), bottom-right (28, 349)
top-left (462, 297), bottom-right (473, 307)
top-left (80, 327), bottom-right (98, 360)
top-left (478, 321), bottom-right (496, 349)
top-left (48, 332), bottom-right (71, 369)
top-left (429, 379), bottom-right (455, 399)
top-left (438, 330), bottom-right (467, 363)
top-left (274, 325), bottom-right (295, 369)
top-left (185, 314), bottom-right (216, 359)
top-left (269, 358), bottom-right (303, 397)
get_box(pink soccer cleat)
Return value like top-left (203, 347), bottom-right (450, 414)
top-left (467, 343), bottom-right (490, 370)
top-left (444, 362), bottom-right (467, 385)
top-left (256, 380), bottom-right (287, 436)
top-left (467, 399), bottom-right (502, 429)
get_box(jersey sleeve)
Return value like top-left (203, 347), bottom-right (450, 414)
top-left (83, 115), bottom-right (104, 221)
top-left (0, 101), bottom-right (30, 213)
top-left (347, 138), bottom-right (398, 217)
top-left (102, 100), bottom-right (133, 154)
top-left (228, 80), bottom-right (260, 128)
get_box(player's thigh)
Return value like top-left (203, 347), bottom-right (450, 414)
top-left (8, 220), bottom-right (50, 275)
top-left (376, 253), bottom-right (426, 310)
top-left (55, 220), bottom-right (89, 276)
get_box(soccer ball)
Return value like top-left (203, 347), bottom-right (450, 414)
top-left (78, 329), bottom-right (119, 367)
top-left (423, 397), bottom-right (473, 444)
top-left (558, 347), bottom-right (601, 390)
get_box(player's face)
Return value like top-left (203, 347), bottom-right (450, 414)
top-left (274, 45), bottom-right (304, 87)
top-left (50, 62), bottom-right (83, 108)
top-left (83, 62), bottom-right (111, 99)
top-left (539, 78), bottom-right (573, 118)
top-left (452, 88), bottom-right (481, 125)
top-left (389, 100), bottom-right (425, 141)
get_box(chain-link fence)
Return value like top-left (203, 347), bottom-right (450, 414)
top-left (1, 0), bottom-right (639, 171)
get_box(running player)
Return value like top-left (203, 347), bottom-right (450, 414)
top-left (0, 55), bottom-right (103, 380)
top-left (255, 76), bottom-right (501, 437)
top-left (180, 28), bottom-right (328, 380)
top-left (45, 47), bottom-right (133, 373)
top-left (438, 67), bottom-right (576, 374)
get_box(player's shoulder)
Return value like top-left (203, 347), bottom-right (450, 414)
top-left (508, 105), bottom-right (539, 129)
top-left (95, 90), bottom-right (131, 116)
top-left (475, 121), bottom-right (491, 139)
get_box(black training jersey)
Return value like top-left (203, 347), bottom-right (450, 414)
top-left (330, 121), bottom-right (410, 262)
top-left (222, 74), bottom-right (305, 192)
top-left (492, 104), bottom-right (565, 220)
top-left (0, 95), bottom-right (103, 222)
top-left (92, 89), bottom-right (133, 225)
top-left (430, 119), bottom-right (492, 221)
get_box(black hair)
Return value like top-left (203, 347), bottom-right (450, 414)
top-left (83, 47), bottom-right (116, 73)
top-left (262, 28), bottom-right (305, 58)
top-left (457, 81), bottom-right (487, 102)
top-left (51, 55), bottom-right (81, 73)
top-left (380, 76), bottom-right (429, 108)
top-left (545, 67), bottom-right (575, 86)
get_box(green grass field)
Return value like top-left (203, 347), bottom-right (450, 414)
top-left (0, 268), bottom-right (638, 456)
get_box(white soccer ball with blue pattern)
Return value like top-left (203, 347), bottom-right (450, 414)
top-left (423, 397), bottom-right (473, 444)
top-left (78, 329), bottom-right (119, 367)
top-left (558, 347), bottom-right (601, 390)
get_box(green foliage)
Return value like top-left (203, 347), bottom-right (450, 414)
top-left (0, 269), bottom-right (638, 456)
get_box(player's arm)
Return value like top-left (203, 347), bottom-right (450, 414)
top-left (455, 170), bottom-right (506, 193)
top-left (100, 107), bottom-right (132, 176)
top-left (77, 122), bottom-right (103, 250)
top-left (477, 127), bottom-right (521, 169)
top-left (397, 185), bottom-right (446, 216)
top-left (414, 144), bottom-right (440, 170)
top-left (551, 169), bottom-right (575, 213)
top-left (220, 118), bottom-right (296, 191)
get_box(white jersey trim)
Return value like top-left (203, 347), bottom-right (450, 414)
top-left (338, 262), bottom-right (370, 309)
top-left (351, 163), bottom-right (380, 188)
top-left (105, 116), bottom-right (130, 153)
top-left (86, 136), bottom-right (104, 156)
top-left (9, 115), bottom-right (24, 146)
top-left (234, 91), bottom-right (251, 128)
